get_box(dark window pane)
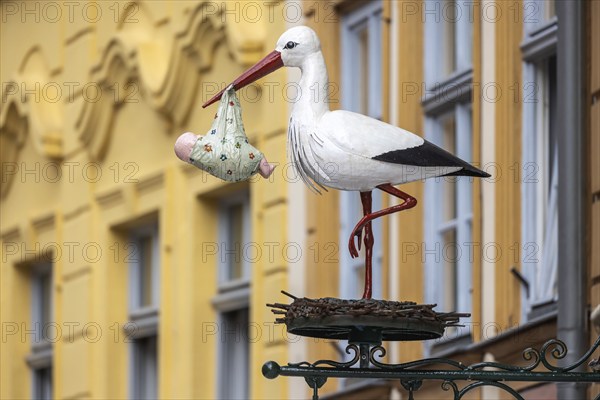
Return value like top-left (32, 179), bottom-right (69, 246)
top-left (442, 229), bottom-right (458, 312)
top-left (219, 309), bottom-right (249, 399)
top-left (39, 272), bottom-right (52, 340)
top-left (359, 26), bottom-right (369, 115)
top-left (134, 335), bottom-right (158, 399)
top-left (443, 0), bottom-right (457, 76)
top-left (441, 112), bottom-right (457, 222)
top-left (547, 55), bottom-right (557, 197)
top-left (139, 235), bottom-right (154, 308)
top-left (227, 204), bottom-right (245, 281)
top-left (34, 367), bottom-right (52, 400)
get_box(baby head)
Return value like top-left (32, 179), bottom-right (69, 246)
top-left (174, 132), bottom-right (198, 162)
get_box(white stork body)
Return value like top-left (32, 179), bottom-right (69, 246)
top-left (291, 108), bottom-right (464, 192)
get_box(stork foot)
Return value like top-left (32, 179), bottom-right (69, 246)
top-left (349, 214), bottom-right (374, 258)
top-left (348, 226), bottom-right (364, 258)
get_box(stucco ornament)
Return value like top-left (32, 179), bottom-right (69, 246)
top-left (174, 86), bottom-right (275, 181)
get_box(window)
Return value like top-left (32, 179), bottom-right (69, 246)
top-left (33, 367), bottom-right (52, 400)
top-left (218, 308), bottom-right (250, 400)
top-left (520, 5), bottom-right (558, 319)
top-left (132, 336), bottom-right (158, 399)
top-left (423, 0), bottom-right (474, 344)
top-left (340, 0), bottom-right (384, 300)
top-left (218, 196), bottom-right (251, 288)
top-left (128, 224), bottom-right (159, 400)
top-left (27, 263), bottom-right (53, 400)
top-left (523, 0), bottom-right (556, 35)
top-left (424, 0), bottom-right (473, 83)
top-left (213, 191), bottom-right (251, 399)
top-left (423, 107), bottom-right (473, 315)
top-left (33, 267), bottom-right (53, 345)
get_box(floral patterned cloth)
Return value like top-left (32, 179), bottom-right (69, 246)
top-left (189, 86), bottom-right (264, 182)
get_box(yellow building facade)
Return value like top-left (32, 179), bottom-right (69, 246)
top-left (1, 1), bottom-right (598, 399)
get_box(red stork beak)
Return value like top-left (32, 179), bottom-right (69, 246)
top-left (202, 50), bottom-right (284, 108)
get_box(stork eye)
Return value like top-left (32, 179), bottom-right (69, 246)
top-left (284, 41), bottom-right (298, 50)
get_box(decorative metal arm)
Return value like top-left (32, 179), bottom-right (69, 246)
top-left (263, 336), bottom-right (600, 400)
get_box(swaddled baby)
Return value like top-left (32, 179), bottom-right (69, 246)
top-left (174, 86), bottom-right (275, 181)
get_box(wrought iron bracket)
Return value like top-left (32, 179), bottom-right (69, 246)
top-left (262, 336), bottom-right (600, 399)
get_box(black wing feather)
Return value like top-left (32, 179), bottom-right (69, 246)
top-left (372, 140), bottom-right (490, 178)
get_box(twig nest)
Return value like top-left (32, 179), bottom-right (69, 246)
top-left (267, 291), bottom-right (471, 341)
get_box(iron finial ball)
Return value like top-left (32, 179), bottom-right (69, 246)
top-left (262, 361), bottom-right (281, 379)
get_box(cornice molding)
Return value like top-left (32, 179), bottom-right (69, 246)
top-left (31, 212), bottom-right (56, 233)
top-left (136, 170), bottom-right (165, 196)
top-left (421, 69), bottom-right (474, 116)
top-left (95, 187), bottom-right (126, 210)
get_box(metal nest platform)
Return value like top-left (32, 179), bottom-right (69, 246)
top-left (264, 292), bottom-right (600, 400)
top-left (267, 291), bottom-right (470, 342)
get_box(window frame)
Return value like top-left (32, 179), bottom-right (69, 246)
top-left (31, 264), bottom-right (53, 348)
top-left (216, 192), bottom-right (252, 291)
top-left (127, 223), bottom-right (160, 400)
top-left (128, 224), bottom-right (160, 316)
top-left (27, 263), bottom-right (54, 400)
top-left (522, 0), bottom-right (556, 36)
top-left (339, 0), bottom-right (384, 301)
top-left (520, 12), bottom-right (559, 320)
top-left (423, 105), bottom-right (474, 316)
top-left (33, 367), bottom-right (52, 400)
top-left (216, 307), bottom-right (250, 400)
top-left (340, 0), bottom-right (383, 120)
top-left (211, 190), bottom-right (251, 399)
top-left (131, 335), bottom-right (158, 400)
top-left (423, 0), bottom-right (473, 86)
top-left (422, 1), bottom-right (475, 350)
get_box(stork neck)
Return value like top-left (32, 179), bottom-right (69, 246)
top-left (298, 51), bottom-right (330, 119)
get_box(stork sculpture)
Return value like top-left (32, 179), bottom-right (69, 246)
top-left (203, 26), bottom-right (490, 299)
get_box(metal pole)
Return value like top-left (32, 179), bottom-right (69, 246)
top-left (556, 0), bottom-right (588, 399)
top-left (266, 363), bottom-right (600, 383)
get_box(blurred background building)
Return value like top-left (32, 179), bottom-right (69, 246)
top-left (1, 0), bottom-right (598, 399)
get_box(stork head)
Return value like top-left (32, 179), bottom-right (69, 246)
top-left (276, 26), bottom-right (321, 68)
top-left (202, 26), bottom-right (320, 108)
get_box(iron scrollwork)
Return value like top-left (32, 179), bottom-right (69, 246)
top-left (263, 336), bottom-right (600, 399)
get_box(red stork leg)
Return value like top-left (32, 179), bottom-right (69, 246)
top-left (349, 184), bottom-right (418, 298)
top-left (357, 191), bottom-right (374, 299)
